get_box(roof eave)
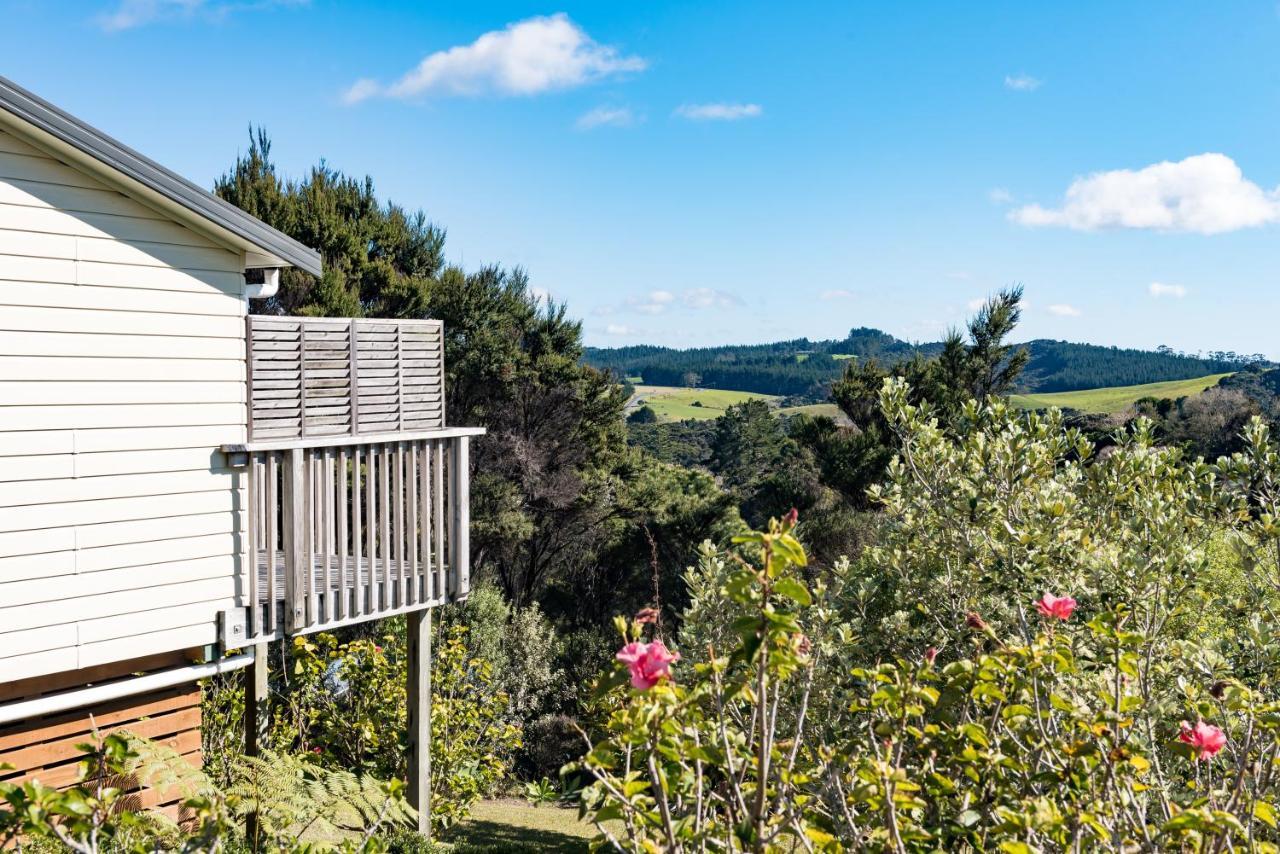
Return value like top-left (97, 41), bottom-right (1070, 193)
top-left (0, 76), bottom-right (322, 277)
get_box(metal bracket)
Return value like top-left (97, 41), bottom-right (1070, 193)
top-left (218, 607), bottom-right (250, 651)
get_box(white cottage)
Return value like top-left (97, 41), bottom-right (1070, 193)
top-left (0, 76), bottom-right (477, 830)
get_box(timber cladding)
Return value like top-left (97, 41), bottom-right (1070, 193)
top-left (0, 652), bottom-right (204, 818)
top-left (248, 316), bottom-right (445, 440)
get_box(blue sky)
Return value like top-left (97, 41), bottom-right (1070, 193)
top-left (3, 2), bottom-right (1279, 354)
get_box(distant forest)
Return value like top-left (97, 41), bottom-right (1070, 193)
top-left (585, 328), bottom-right (1266, 400)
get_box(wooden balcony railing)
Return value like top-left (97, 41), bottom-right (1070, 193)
top-left (220, 428), bottom-right (483, 646)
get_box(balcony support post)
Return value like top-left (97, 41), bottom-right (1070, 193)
top-left (406, 609), bottom-right (432, 838)
top-left (244, 641), bottom-right (270, 843)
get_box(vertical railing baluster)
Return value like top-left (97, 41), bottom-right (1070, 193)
top-left (352, 444), bottom-right (364, 618)
top-left (427, 440), bottom-right (437, 601)
top-left (245, 451), bottom-right (259, 639)
top-left (380, 443), bottom-right (392, 611)
top-left (394, 441), bottom-right (406, 609)
top-left (337, 447), bottom-right (349, 622)
top-left (283, 447), bottom-right (306, 632)
top-left (449, 436), bottom-right (471, 601)
top-left (322, 447), bottom-right (333, 624)
top-left (433, 439), bottom-right (445, 602)
top-left (366, 445), bottom-right (373, 617)
top-left (407, 442), bottom-right (419, 606)
top-left (266, 452), bottom-right (278, 635)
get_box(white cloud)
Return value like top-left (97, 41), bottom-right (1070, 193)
top-left (627, 290), bottom-right (677, 315)
top-left (1149, 281), bottom-right (1188, 299)
top-left (343, 14), bottom-right (645, 103)
top-left (576, 105), bottom-right (637, 130)
top-left (966, 297), bottom-right (987, 311)
top-left (605, 323), bottom-right (639, 336)
top-left (1004, 73), bottom-right (1042, 92)
top-left (590, 305), bottom-right (616, 317)
top-left (529, 286), bottom-right (552, 304)
top-left (674, 102), bottom-right (762, 121)
top-left (821, 289), bottom-right (855, 300)
top-left (1010, 153), bottom-right (1280, 235)
top-left (1047, 303), bottom-right (1082, 317)
top-left (97, 0), bottom-right (304, 31)
top-left (683, 288), bottom-right (742, 309)
top-left (988, 187), bottom-right (1013, 205)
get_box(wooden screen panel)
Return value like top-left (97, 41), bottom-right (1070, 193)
top-left (0, 681), bottom-right (203, 818)
top-left (248, 318), bottom-right (444, 441)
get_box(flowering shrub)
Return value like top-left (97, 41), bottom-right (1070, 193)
top-left (285, 622), bottom-right (521, 833)
top-left (578, 383), bottom-right (1280, 851)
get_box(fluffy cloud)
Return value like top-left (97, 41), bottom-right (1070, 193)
top-left (97, 0), bottom-right (304, 31)
top-left (1010, 154), bottom-right (1280, 235)
top-left (1047, 303), bottom-right (1082, 317)
top-left (615, 288), bottom-right (742, 315)
top-left (576, 106), bottom-right (637, 130)
top-left (674, 102), bottom-right (762, 121)
top-left (605, 323), bottom-right (639, 336)
top-left (683, 288), bottom-right (742, 309)
top-left (627, 290), bottom-right (676, 315)
top-left (1149, 282), bottom-right (1188, 299)
top-left (988, 187), bottom-right (1013, 205)
top-left (966, 297), bottom-right (987, 311)
top-left (1004, 73), bottom-right (1042, 92)
top-left (821, 289), bottom-right (855, 300)
top-left (344, 13), bottom-right (645, 103)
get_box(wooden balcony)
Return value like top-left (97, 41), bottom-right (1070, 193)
top-left (218, 317), bottom-right (481, 647)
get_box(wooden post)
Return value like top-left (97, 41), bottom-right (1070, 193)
top-left (406, 610), bottom-right (432, 838)
top-left (244, 641), bottom-right (269, 843)
top-left (282, 447), bottom-right (307, 632)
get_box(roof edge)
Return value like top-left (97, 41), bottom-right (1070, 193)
top-left (0, 76), bottom-right (322, 277)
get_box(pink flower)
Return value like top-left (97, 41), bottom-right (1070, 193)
top-left (1180, 720), bottom-right (1227, 760)
top-left (1035, 593), bottom-right (1077, 621)
top-left (924, 647), bottom-right (939, 666)
top-left (616, 640), bottom-right (680, 691)
top-left (374, 645), bottom-right (383, 654)
top-left (782, 508), bottom-right (799, 528)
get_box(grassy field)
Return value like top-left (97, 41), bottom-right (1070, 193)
top-left (445, 799), bottom-right (608, 853)
top-left (1010, 373), bottom-right (1230, 414)
top-left (630, 385), bottom-right (778, 421)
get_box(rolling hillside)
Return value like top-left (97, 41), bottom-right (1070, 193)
top-left (589, 329), bottom-right (1261, 400)
top-left (1009, 374), bottom-right (1231, 414)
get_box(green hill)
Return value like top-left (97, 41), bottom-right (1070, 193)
top-left (1009, 374), bottom-right (1231, 414)
top-left (629, 385), bottom-right (778, 421)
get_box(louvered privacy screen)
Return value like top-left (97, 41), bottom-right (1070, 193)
top-left (247, 317), bottom-right (445, 440)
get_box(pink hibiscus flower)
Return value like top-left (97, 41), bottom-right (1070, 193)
top-left (1179, 720), bottom-right (1226, 760)
top-left (616, 640), bottom-right (680, 691)
top-left (1035, 593), bottom-right (1077, 621)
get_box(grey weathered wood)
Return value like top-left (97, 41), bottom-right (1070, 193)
top-left (365, 445), bottom-right (377, 612)
top-left (406, 608), bottom-right (432, 838)
top-left (282, 447), bottom-right (306, 632)
top-left (322, 447), bottom-right (333, 623)
top-left (247, 453), bottom-right (260, 637)
top-left (394, 442), bottom-right (406, 608)
top-left (450, 436), bottom-right (470, 601)
top-left (266, 453), bottom-right (278, 635)
top-left (351, 444), bottom-right (363, 618)
top-left (419, 440), bottom-right (432, 602)
top-left (337, 447), bottom-right (348, 621)
top-left (380, 443), bottom-right (392, 609)
top-left (244, 640), bottom-right (270, 841)
top-left (433, 440), bottom-right (445, 601)
top-left (407, 442), bottom-right (419, 605)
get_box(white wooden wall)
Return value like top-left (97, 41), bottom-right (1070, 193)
top-left (0, 129), bottom-right (246, 681)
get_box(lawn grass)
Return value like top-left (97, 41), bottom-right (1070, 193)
top-left (1009, 373), bottom-right (1231, 415)
top-left (445, 799), bottom-right (606, 853)
top-left (631, 384), bottom-right (778, 421)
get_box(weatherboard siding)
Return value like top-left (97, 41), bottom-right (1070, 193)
top-left (0, 128), bottom-right (247, 682)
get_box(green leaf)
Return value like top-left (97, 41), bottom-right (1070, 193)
top-left (773, 577), bottom-right (812, 606)
top-left (1255, 801), bottom-right (1278, 829)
